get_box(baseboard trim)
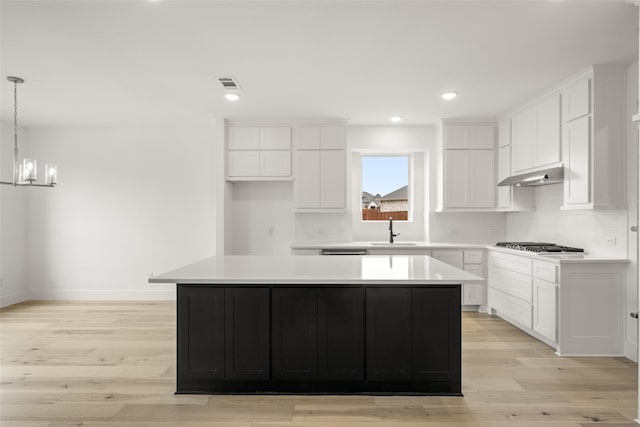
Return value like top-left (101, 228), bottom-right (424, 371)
top-left (0, 291), bottom-right (29, 308)
top-left (624, 341), bottom-right (638, 362)
top-left (28, 288), bottom-right (176, 301)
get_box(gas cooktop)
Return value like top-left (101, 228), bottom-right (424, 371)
top-left (495, 242), bottom-right (584, 254)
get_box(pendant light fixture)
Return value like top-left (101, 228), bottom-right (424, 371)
top-left (0, 76), bottom-right (57, 187)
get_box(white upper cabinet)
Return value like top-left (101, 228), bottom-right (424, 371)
top-left (444, 125), bottom-right (494, 149)
top-left (512, 94), bottom-right (560, 174)
top-left (227, 125), bottom-right (292, 180)
top-left (512, 109), bottom-right (537, 172)
top-left (535, 94), bottom-right (561, 167)
top-left (293, 126), bottom-right (346, 150)
top-left (293, 125), bottom-right (347, 210)
top-left (441, 122), bottom-right (496, 210)
top-left (560, 67), bottom-right (625, 210)
top-left (259, 127), bottom-right (291, 150)
top-left (228, 127), bottom-right (260, 150)
top-left (497, 145), bottom-right (512, 209)
top-left (563, 78), bottom-right (591, 122)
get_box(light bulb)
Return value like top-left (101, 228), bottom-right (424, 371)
top-left (225, 93), bottom-right (240, 101)
top-left (441, 91), bottom-right (458, 100)
top-left (390, 116), bottom-right (403, 123)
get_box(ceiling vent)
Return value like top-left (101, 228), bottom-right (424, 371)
top-left (216, 77), bottom-right (241, 91)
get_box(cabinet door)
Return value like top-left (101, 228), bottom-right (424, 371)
top-left (444, 150), bottom-right (469, 208)
top-left (295, 151), bottom-right (321, 208)
top-left (469, 150), bottom-right (495, 207)
top-left (225, 288), bottom-right (270, 380)
top-left (177, 286), bottom-right (225, 381)
top-left (498, 119), bottom-right (511, 148)
top-left (564, 78), bottom-right (591, 122)
top-left (366, 288), bottom-right (412, 380)
top-left (498, 145), bottom-right (511, 208)
top-left (320, 150), bottom-right (346, 208)
top-left (318, 288), bottom-right (364, 380)
top-left (228, 151), bottom-right (260, 177)
top-left (228, 127), bottom-right (260, 150)
top-left (563, 115), bottom-right (591, 206)
top-left (444, 126), bottom-right (469, 149)
top-left (260, 151), bottom-right (291, 177)
top-left (431, 250), bottom-right (464, 269)
top-left (533, 279), bottom-right (557, 342)
top-left (412, 287), bottom-right (461, 382)
top-left (469, 125), bottom-right (495, 149)
top-left (294, 127), bottom-right (321, 150)
top-left (321, 126), bottom-right (346, 150)
top-left (462, 283), bottom-right (484, 305)
top-left (536, 95), bottom-right (561, 167)
top-left (512, 109), bottom-right (536, 173)
top-left (260, 127), bottom-right (291, 150)
top-left (272, 288), bottom-right (318, 380)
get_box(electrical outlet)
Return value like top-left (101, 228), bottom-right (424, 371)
top-left (448, 229), bottom-right (458, 236)
top-left (488, 228), bottom-right (499, 236)
top-left (268, 226), bottom-right (274, 236)
top-left (605, 237), bottom-right (617, 246)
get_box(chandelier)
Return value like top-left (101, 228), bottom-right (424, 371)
top-left (1, 76), bottom-right (57, 187)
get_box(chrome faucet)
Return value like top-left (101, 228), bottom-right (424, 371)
top-left (389, 217), bottom-right (399, 243)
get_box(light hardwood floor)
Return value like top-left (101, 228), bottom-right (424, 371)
top-left (0, 301), bottom-right (637, 426)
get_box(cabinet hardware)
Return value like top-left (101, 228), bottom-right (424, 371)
top-left (631, 226), bottom-right (638, 232)
top-left (631, 312), bottom-right (639, 319)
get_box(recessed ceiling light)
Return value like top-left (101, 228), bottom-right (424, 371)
top-left (225, 93), bottom-right (240, 101)
top-left (441, 91), bottom-right (458, 100)
top-left (390, 115), bottom-right (403, 123)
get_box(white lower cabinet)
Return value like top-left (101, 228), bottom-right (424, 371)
top-left (433, 249), bottom-right (485, 307)
top-left (532, 278), bottom-right (557, 342)
top-left (488, 249), bottom-right (626, 355)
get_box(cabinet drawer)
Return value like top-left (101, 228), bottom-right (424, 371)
top-left (533, 261), bottom-right (557, 284)
top-left (463, 250), bottom-right (483, 264)
top-left (490, 267), bottom-right (532, 303)
top-left (490, 251), bottom-right (532, 276)
top-left (490, 288), bottom-right (532, 329)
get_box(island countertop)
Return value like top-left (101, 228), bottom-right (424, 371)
top-left (148, 255), bottom-right (482, 285)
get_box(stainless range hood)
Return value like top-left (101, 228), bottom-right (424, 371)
top-left (498, 166), bottom-right (564, 187)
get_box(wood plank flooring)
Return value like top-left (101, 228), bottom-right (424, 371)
top-left (0, 301), bottom-right (637, 426)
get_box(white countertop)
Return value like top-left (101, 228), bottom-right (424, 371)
top-left (291, 241), bottom-right (491, 250)
top-left (486, 245), bottom-right (629, 264)
top-left (148, 255), bottom-right (483, 285)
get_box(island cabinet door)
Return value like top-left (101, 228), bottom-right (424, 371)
top-left (224, 288), bottom-right (270, 380)
top-left (317, 288), bottom-right (365, 380)
top-left (272, 288), bottom-right (318, 380)
top-left (177, 286), bottom-right (225, 381)
top-left (412, 287), bottom-right (461, 382)
top-left (366, 288), bottom-right (412, 381)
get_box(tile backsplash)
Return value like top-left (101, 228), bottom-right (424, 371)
top-left (506, 184), bottom-right (629, 257)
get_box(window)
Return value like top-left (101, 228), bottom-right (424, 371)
top-left (361, 156), bottom-right (410, 221)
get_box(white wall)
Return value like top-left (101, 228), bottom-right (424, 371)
top-left (229, 181), bottom-right (295, 255)
top-left (24, 124), bottom-right (217, 300)
top-left (0, 121), bottom-right (28, 307)
top-left (506, 184), bottom-right (628, 257)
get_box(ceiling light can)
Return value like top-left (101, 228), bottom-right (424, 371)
top-left (441, 91), bottom-right (458, 100)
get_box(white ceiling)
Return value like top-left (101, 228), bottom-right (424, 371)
top-left (0, 0), bottom-right (637, 127)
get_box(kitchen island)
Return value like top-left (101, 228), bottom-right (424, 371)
top-left (149, 255), bottom-right (482, 395)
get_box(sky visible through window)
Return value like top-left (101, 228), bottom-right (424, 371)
top-left (362, 156), bottom-right (408, 196)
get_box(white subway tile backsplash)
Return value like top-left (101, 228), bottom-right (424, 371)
top-left (506, 185), bottom-right (627, 257)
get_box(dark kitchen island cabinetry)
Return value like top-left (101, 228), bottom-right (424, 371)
top-left (150, 255), bottom-right (481, 395)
